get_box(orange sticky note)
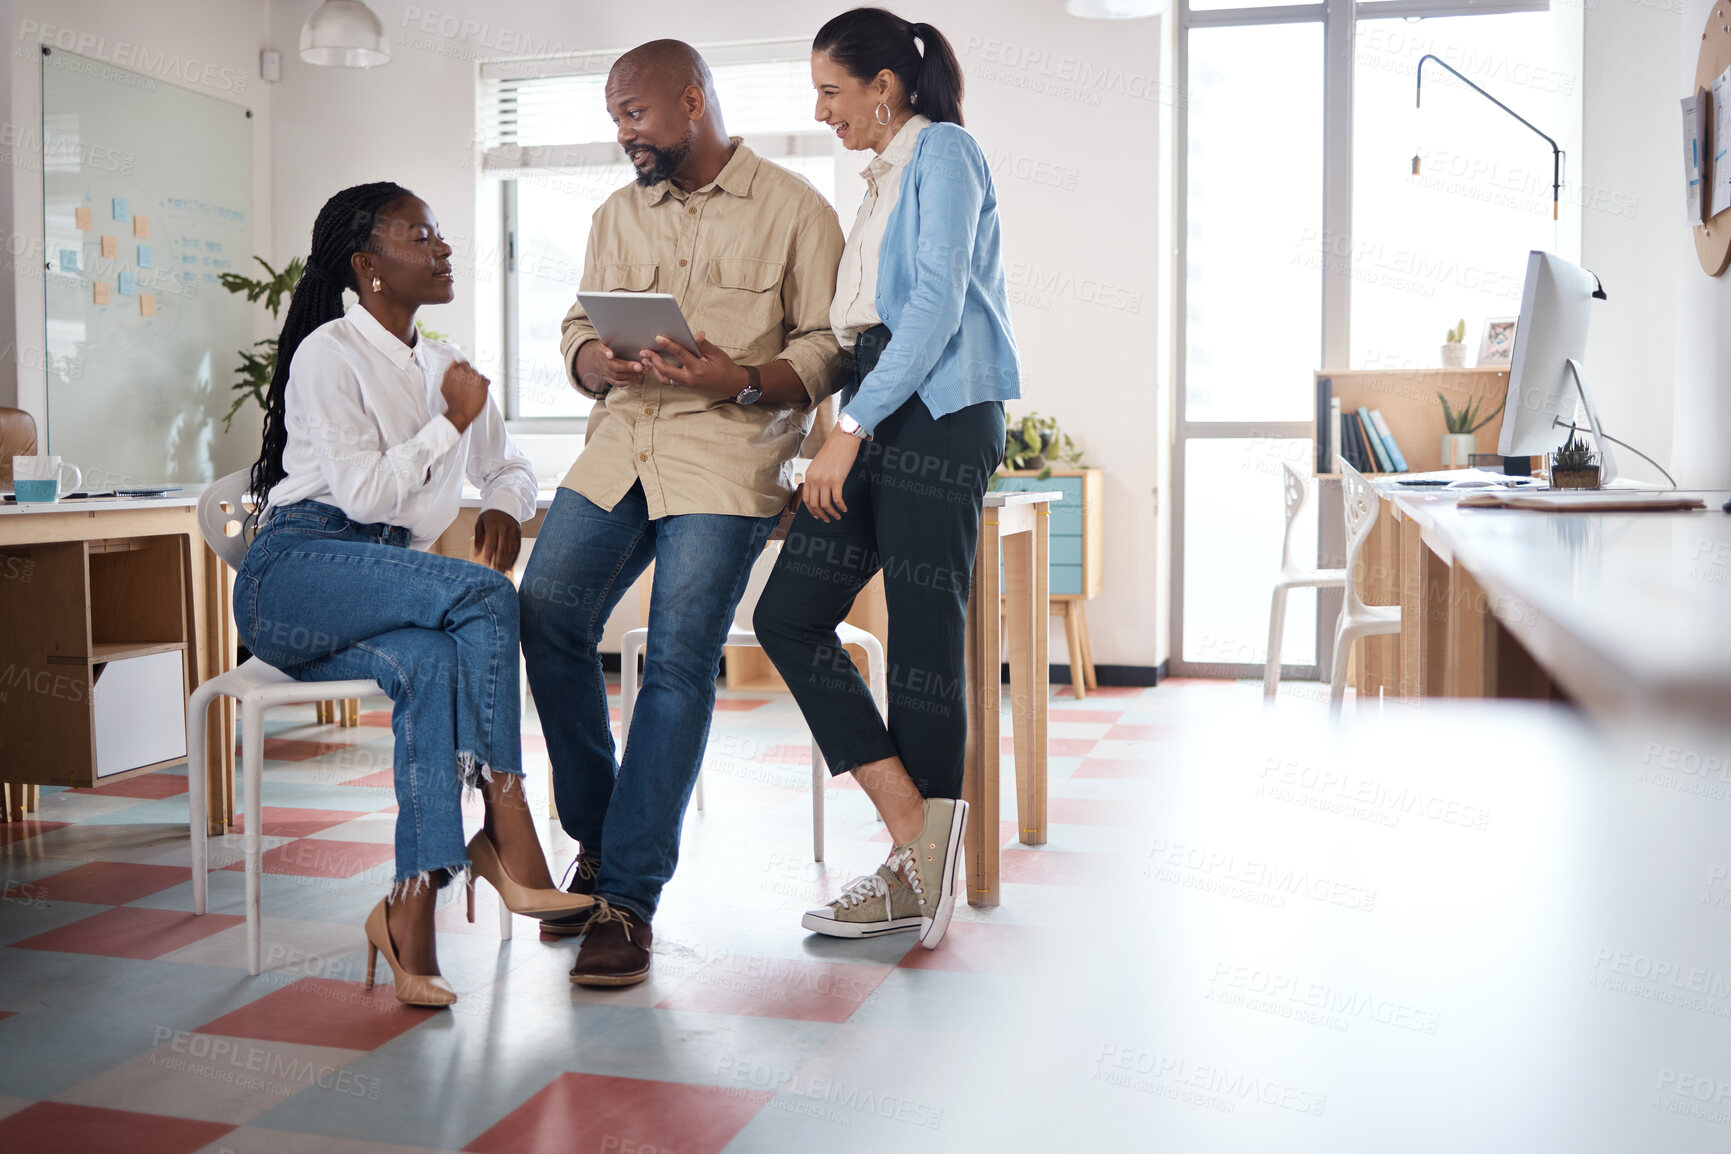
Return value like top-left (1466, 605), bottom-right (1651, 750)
top-left (132, 216), bottom-right (150, 239)
top-left (93, 282), bottom-right (110, 305)
top-left (100, 235), bottom-right (118, 259)
top-left (139, 293), bottom-right (156, 316)
top-left (74, 206), bottom-right (93, 230)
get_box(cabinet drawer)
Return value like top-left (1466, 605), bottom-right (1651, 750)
top-left (1049, 537), bottom-right (1083, 566)
top-left (92, 651), bottom-right (186, 777)
top-left (1049, 564), bottom-right (1085, 596)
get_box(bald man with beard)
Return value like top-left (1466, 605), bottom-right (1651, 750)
top-left (519, 40), bottom-right (845, 986)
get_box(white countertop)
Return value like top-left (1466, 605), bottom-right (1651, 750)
top-left (0, 486), bottom-right (206, 515)
top-left (1390, 488), bottom-right (1731, 718)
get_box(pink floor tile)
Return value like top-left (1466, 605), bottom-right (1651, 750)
top-left (1104, 724), bottom-right (1173, 741)
top-left (1046, 797), bottom-right (1141, 826)
top-left (70, 772), bottom-right (188, 800)
top-left (13, 907), bottom-right (245, 960)
top-left (0, 1102), bottom-right (234, 1154)
top-left (335, 769), bottom-right (397, 789)
top-left (358, 710), bottom-right (392, 727)
top-left (1046, 709), bottom-right (1127, 724)
top-left (8, 861), bottom-right (190, 906)
top-left (1052, 685), bottom-right (1149, 699)
top-left (999, 849), bottom-right (1125, 887)
top-left (220, 839), bottom-right (395, 879)
top-left (196, 979), bottom-right (441, 1050)
top-left (656, 956), bottom-right (892, 1023)
top-left (465, 1072), bottom-right (771, 1154)
top-left (0, 821), bottom-right (67, 846)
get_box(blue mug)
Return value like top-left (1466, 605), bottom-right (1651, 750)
top-left (11, 456), bottom-right (82, 503)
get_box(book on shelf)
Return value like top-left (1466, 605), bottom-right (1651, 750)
top-left (1356, 406), bottom-right (1394, 472)
top-left (1366, 408), bottom-right (1409, 473)
top-left (1352, 413), bottom-right (1381, 472)
top-left (1329, 397), bottom-right (1343, 473)
top-left (1339, 412), bottom-right (1363, 472)
top-left (1315, 377), bottom-right (1332, 476)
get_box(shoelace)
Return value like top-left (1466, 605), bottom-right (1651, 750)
top-left (892, 846), bottom-right (927, 907)
top-left (557, 854), bottom-right (600, 892)
top-left (833, 848), bottom-right (925, 919)
top-left (586, 899), bottom-right (637, 943)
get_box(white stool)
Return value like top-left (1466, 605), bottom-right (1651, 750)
top-left (1264, 462), bottom-right (1347, 697)
top-left (1329, 461), bottom-right (1403, 715)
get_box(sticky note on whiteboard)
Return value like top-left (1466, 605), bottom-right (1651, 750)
top-left (100, 235), bottom-right (117, 259)
top-left (132, 215), bottom-right (149, 239)
top-left (140, 293), bottom-right (156, 317)
top-left (112, 197), bottom-right (129, 222)
top-left (137, 245), bottom-right (153, 268)
top-left (58, 249), bottom-right (79, 272)
top-left (93, 281), bottom-right (110, 305)
top-left (74, 206), bottom-right (92, 230)
top-left (117, 271), bottom-right (135, 295)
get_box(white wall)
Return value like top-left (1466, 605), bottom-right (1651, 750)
top-left (266, 0), bottom-right (1165, 669)
top-left (1581, 0), bottom-right (1681, 485)
top-left (1674, 0), bottom-right (1731, 487)
top-left (4, 0), bottom-right (273, 435)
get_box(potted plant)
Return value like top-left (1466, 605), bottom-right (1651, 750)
top-left (1440, 318), bottom-right (1468, 368)
top-left (999, 412), bottom-right (1084, 481)
top-left (1436, 390), bottom-right (1505, 468)
top-left (1548, 429), bottom-right (1602, 489)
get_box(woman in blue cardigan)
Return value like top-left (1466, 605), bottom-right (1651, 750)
top-left (756, 7), bottom-right (1020, 951)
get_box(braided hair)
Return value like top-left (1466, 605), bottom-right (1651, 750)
top-left (813, 8), bottom-right (964, 128)
top-left (248, 182), bottom-right (416, 509)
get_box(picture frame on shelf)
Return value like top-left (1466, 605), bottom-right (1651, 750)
top-left (1477, 316), bottom-right (1518, 366)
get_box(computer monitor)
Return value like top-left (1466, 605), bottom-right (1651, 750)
top-left (1498, 250), bottom-right (1616, 482)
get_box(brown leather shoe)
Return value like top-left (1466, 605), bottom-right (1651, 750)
top-left (568, 901), bottom-right (652, 987)
top-left (539, 853), bottom-right (601, 936)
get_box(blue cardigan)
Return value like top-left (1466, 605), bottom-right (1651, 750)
top-left (841, 121), bottom-right (1022, 435)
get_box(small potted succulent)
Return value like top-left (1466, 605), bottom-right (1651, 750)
top-left (999, 413), bottom-right (1084, 481)
top-left (1436, 391), bottom-right (1505, 468)
top-left (1440, 318), bottom-right (1468, 368)
top-left (1548, 429), bottom-right (1602, 489)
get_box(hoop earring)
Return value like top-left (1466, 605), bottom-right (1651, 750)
top-left (371, 277), bottom-right (381, 293)
top-left (875, 102), bottom-right (891, 126)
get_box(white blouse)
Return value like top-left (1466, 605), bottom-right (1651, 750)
top-left (267, 306), bottom-right (536, 550)
top-left (830, 114), bottom-right (931, 350)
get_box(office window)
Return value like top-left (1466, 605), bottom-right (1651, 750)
top-left (479, 50), bottom-right (837, 425)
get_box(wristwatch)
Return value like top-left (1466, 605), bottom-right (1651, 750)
top-left (735, 365), bottom-right (763, 405)
top-left (837, 413), bottom-right (870, 440)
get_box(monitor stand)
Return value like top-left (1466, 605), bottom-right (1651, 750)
top-left (1503, 455), bottom-right (1533, 478)
top-left (1562, 357), bottom-right (1619, 484)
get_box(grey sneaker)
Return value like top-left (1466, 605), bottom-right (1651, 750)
top-left (802, 854), bottom-right (925, 938)
top-left (904, 797), bottom-right (967, 949)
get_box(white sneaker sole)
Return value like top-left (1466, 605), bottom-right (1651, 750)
top-left (918, 799), bottom-right (968, 949)
top-left (801, 910), bottom-right (922, 938)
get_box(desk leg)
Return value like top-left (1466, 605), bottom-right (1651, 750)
top-left (1419, 542), bottom-right (1450, 697)
top-left (1398, 517), bottom-right (1421, 697)
top-left (963, 515), bottom-right (1002, 908)
top-left (1447, 565), bottom-right (1493, 698)
top-left (189, 537), bottom-right (236, 834)
top-left (1004, 521), bottom-right (1049, 846)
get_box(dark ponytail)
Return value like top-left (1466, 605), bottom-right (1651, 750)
top-left (248, 181), bottom-right (415, 510)
top-left (813, 8), bottom-right (964, 127)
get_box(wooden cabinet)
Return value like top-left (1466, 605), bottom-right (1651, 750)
top-left (0, 534), bottom-right (191, 786)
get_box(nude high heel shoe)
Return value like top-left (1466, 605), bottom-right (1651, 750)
top-left (465, 830), bottom-right (596, 924)
top-left (364, 899), bottom-right (456, 1008)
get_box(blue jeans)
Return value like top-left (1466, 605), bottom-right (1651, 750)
top-left (233, 500), bottom-right (523, 886)
top-left (519, 484), bottom-right (777, 922)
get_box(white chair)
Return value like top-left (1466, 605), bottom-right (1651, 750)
top-left (1329, 461), bottom-right (1403, 714)
top-left (1264, 462), bottom-right (1348, 698)
top-left (619, 546), bottom-right (886, 864)
top-left (187, 472), bottom-right (516, 977)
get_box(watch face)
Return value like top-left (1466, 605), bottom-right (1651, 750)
top-left (737, 385), bottom-right (763, 405)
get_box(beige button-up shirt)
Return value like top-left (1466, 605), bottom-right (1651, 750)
top-left (831, 115), bottom-right (930, 350)
top-left (559, 140), bottom-right (846, 519)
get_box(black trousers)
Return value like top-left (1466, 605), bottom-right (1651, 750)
top-left (754, 328), bottom-right (1006, 800)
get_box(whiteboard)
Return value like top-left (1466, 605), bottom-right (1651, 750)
top-left (41, 48), bottom-right (254, 487)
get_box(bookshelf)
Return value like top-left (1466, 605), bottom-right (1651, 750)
top-left (1315, 367), bottom-right (1515, 476)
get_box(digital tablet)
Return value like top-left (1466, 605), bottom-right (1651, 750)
top-left (576, 291), bottom-right (702, 368)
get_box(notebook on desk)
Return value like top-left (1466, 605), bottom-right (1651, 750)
top-left (1456, 491), bottom-right (1706, 512)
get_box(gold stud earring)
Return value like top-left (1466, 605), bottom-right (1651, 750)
top-left (371, 277), bottom-right (381, 293)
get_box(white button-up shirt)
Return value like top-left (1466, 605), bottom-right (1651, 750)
top-left (830, 114), bottom-right (930, 350)
top-left (266, 306), bottom-right (536, 550)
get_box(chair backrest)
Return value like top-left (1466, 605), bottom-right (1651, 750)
top-left (1278, 462), bottom-right (1308, 572)
top-left (199, 469), bottom-right (261, 570)
top-left (0, 407), bottom-right (39, 487)
top-left (1338, 460), bottom-right (1380, 613)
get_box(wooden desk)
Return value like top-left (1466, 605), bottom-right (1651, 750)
top-left (1355, 484), bottom-right (1731, 723)
top-left (0, 493), bottom-right (235, 830)
top-left (964, 490), bottom-right (1059, 908)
